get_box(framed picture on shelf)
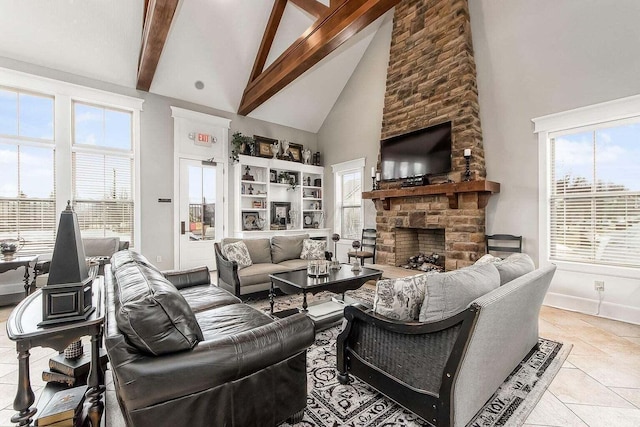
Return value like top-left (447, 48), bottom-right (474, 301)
top-left (269, 169), bottom-right (277, 183)
top-left (289, 143), bottom-right (303, 163)
top-left (255, 135), bottom-right (278, 158)
top-left (242, 211), bottom-right (260, 231)
top-left (271, 202), bottom-right (291, 224)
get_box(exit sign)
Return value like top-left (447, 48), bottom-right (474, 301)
top-left (197, 133), bottom-right (209, 143)
top-left (190, 132), bottom-right (216, 146)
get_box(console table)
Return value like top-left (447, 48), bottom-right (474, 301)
top-left (0, 255), bottom-right (38, 297)
top-left (6, 277), bottom-right (105, 426)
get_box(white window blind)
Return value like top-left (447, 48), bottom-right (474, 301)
top-left (72, 102), bottom-right (134, 245)
top-left (549, 120), bottom-right (640, 268)
top-left (0, 88), bottom-right (56, 255)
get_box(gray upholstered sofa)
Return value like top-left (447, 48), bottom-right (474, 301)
top-left (215, 234), bottom-right (325, 296)
top-left (337, 254), bottom-right (555, 427)
top-left (105, 250), bottom-right (315, 427)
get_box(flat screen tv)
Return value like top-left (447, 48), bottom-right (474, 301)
top-left (380, 121), bottom-right (452, 181)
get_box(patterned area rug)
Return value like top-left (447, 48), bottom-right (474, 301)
top-left (247, 289), bottom-right (571, 427)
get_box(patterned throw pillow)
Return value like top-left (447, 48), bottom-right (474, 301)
top-left (373, 274), bottom-right (432, 321)
top-left (474, 254), bottom-right (502, 265)
top-left (222, 241), bottom-right (253, 270)
top-left (300, 239), bottom-right (326, 260)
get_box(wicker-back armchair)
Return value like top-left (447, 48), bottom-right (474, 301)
top-left (336, 265), bottom-right (557, 427)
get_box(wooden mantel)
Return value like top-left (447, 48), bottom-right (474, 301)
top-left (363, 180), bottom-right (500, 210)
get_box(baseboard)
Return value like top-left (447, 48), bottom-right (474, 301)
top-left (544, 292), bottom-right (640, 325)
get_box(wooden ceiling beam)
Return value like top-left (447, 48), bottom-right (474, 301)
top-left (239, 0), bottom-right (399, 116)
top-left (249, 0), bottom-right (288, 84)
top-left (137, 0), bottom-right (180, 91)
top-left (289, 0), bottom-right (330, 19)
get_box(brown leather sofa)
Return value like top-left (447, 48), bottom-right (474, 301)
top-left (104, 250), bottom-right (315, 427)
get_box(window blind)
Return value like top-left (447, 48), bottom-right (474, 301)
top-left (549, 121), bottom-right (640, 268)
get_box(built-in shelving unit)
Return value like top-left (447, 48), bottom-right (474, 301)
top-left (233, 155), bottom-right (328, 239)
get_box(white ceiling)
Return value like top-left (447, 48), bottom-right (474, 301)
top-left (0, 0), bottom-right (389, 133)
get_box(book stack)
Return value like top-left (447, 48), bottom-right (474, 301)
top-left (42, 349), bottom-right (108, 387)
top-left (35, 386), bottom-right (85, 427)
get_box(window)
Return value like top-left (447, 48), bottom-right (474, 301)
top-left (0, 88), bottom-right (56, 254)
top-left (0, 68), bottom-right (143, 254)
top-left (332, 158), bottom-right (364, 240)
top-left (549, 119), bottom-right (640, 268)
top-left (72, 102), bottom-right (134, 244)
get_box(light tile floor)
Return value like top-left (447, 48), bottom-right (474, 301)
top-left (0, 304), bottom-right (639, 427)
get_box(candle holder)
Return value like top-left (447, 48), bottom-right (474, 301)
top-left (464, 153), bottom-right (471, 181)
top-left (372, 176), bottom-right (379, 190)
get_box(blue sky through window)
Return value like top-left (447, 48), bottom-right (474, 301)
top-left (74, 103), bottom-right (131, 150)
top-left (554, 123), bottom-right (640, 192)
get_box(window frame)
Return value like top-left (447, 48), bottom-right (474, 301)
top-left (0, 87), bottom-right (57, 255)
top-left (0, 67), bottom-right (143, 250)
top-left (332, 158), bottom-right (365, 241)
top-left (533, 93), bottom-right (640, 279)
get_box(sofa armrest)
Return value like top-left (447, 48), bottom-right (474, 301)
top-left (113, 312), bottom-right (314, 410)
top-left (214, 242), bottom-right (241, 296)
top-left (337, 305), bottom-right (478, 395)
top-left (163, 266), bottom-right (211, 289)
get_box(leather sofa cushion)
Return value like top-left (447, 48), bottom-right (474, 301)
top-left (238, 263), bottom-right (289, 287)
top-left (271, 234), bottom-right (309, 263)
top-left (223, 238), bottom-right (272, 264)
top-left (180, 285), bottom-right (242, 313)
top-left (111, 250), bottom-right (159, 271)
top-left (418, 263), bottom-right (500, 322)
top-left (164, 266), bottom-right (211, 289)
top-left (115, 262), bottom-right (204, 355)
top-left (195, 304), bottom-right (273, 341)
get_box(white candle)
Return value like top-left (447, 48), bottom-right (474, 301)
top-left (371, 167), bottom-right (376, 178)
top-left (376, 172), bottom-right (381, 181)
top-left (464, 148), bottom-right (471, 157)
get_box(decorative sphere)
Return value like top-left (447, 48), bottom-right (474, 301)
top-left (352, 240), bottom-right (361, 250)
top-left (332, 233), bottom-right (340, 242)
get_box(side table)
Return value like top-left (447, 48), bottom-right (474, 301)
top-left (0, 255), bottom-right (38, 297)
top-left (6, 277), bottom-right (105, 426)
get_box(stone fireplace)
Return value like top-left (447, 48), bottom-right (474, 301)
top-left (364, 0), bottom-right (498, 271)
top-left (395, 228), bottom-right (445, 267)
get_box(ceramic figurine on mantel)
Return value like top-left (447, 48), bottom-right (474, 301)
top-left (271, 140), bottom-right (280, 159)
top-left (302, 149), bottom-right (312, 165)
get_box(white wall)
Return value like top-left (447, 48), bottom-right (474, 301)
top-left (0, 57), bottom-right (317, 300)
top-left (469, 1), bottom-right (640, 324)
top-left (317, 14), bottom-right (394, 245)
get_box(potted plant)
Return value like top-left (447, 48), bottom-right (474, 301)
top-left (230, 132), bottom-right (255, 163)
top-left (278, 171), bottom-right (297, 191)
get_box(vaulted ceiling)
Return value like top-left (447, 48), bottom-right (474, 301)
top-left (0, 0), bottom-right (397, 133)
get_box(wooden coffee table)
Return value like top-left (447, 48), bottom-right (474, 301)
top-left (269, 264), bottom-right (382, 321)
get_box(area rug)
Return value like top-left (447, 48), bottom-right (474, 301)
top-left (247, 289), bottom-right (571, 427)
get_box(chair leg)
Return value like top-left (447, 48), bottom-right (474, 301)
top-left (360, 257), bottom-right (364, 266)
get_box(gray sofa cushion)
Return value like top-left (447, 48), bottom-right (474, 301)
top-left (278, 259), bottom-right (308, 270)
top-left (83, 237), bottom-right (120, 257)
top-left (271, 234), bottom-right (309, 263)
top-left (494, 253), bottom-right (536, 285)
top-left (222, 238), bottom-right (272, 264)
top-left (238, 263), bottom-right (290, 287)
top-left (418, 263), bottom-right (500, 322)
top-left (114, 262), bottom-right (204, 355)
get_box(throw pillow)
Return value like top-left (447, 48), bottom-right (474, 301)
top-left (474, 254), bottom-right (502, 265)
top-left (300, 239), bottom-right (326, 260)
top-left (494, 253), bottom-right (535, 285)
top-left (373, 274), bottom-right (431, 321)
top-left (222, 241), bottom-right (253, 270)
top-left (418, 263), bottom-right (500, 322)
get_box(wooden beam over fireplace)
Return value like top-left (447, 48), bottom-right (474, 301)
top-left (363, 180), bottom-right (501, 210)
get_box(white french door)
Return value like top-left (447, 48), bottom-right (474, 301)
top-left (178, 158), bottom-right (223, 270)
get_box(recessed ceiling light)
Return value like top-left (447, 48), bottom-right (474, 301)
top-left (195, 81), bottom-right (205, 90)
